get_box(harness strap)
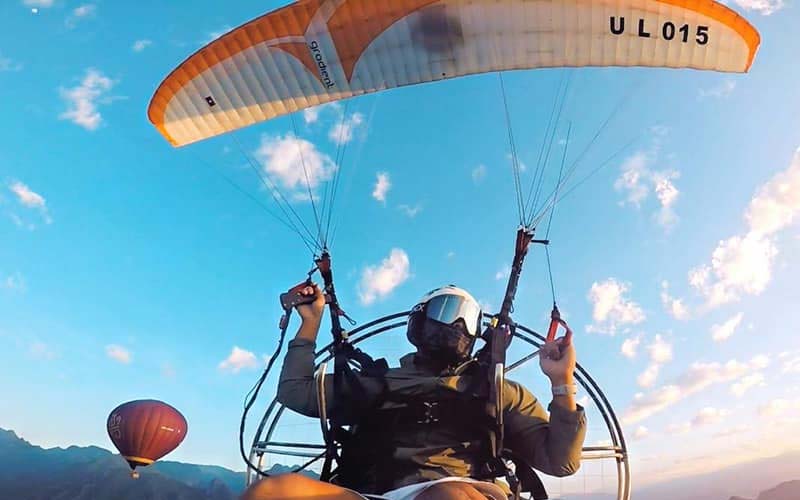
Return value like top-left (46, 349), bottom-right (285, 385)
top-left (321, 342), bottom-right (389, 483)
top-left (505, 450), bottom-right (549, 500)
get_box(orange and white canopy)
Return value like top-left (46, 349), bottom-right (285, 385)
top-left (148, 0), bottom-right (760, 147)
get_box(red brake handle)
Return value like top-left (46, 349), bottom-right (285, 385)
top-left (546, 307), bottom-right (573, 347)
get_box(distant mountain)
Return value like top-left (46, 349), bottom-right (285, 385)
top-left (729, 480), bottom-right (800, 500)
top-left (3, 427), bottom-right (798, 500)
top-left (634, 452), bottom-right (800, 500)
top-left (150, 460), bottom-right (246, 494)
top-left (0, 428), bottom-right (314, 500)
top-left (757, 480), bottom-right (800, 500)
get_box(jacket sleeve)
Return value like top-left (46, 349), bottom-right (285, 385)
top-left (502, 379), bottom-right (587, 477)
top-left (276, 338), bottom-right (384, 422)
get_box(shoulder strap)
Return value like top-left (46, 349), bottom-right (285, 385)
top-left (321, 345), bottom-right (389, 483)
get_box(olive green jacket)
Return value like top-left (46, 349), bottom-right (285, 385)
top-left (277, 338), bottom-right (586, 492)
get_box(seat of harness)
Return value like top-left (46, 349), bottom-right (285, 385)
top-left (326, 353), bottom-right (549, 500)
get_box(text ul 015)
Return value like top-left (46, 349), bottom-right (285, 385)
top-left (610, 17), bottom-right (710, 45)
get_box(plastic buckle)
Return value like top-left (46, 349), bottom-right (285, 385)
top-left (417, 402), bottom-right (440, 424)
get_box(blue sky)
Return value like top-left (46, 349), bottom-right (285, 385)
top-left (1, 0), bottom-right (800, 494)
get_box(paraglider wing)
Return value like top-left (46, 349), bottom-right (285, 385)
top-left (148, 0), bottom-right (759, 147)
top-left (106, 399), bottom-right (188, 470)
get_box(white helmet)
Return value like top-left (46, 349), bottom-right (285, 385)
top-left (411, 285), bottom-right (483, 338)
top-left (407, 286), bottom-right (483, 364)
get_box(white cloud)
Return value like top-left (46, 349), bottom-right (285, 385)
top-left (751, 354), bottom-right (770, 370)
top-left (648, 334), bottom-right (673, 364)
top-left (7, 213), bottom-right (33, 230)
top-left (586, 279), bottom-right (645, 335)
top-left (633, 426), bottom-right (649, 440)
top-left (304, 106), bottom-right (322, 124)
top-left (66, 4), bottom-right (96, 28)
top-left (698, 80), bottom-right (737, 100)
top-left (615, 152), bottom-right (650, 206)
top-left (302, 102), bottom-right (340, 125)
top-left (660, 281), bottom-right (690, 320)
top-left (9, 181), bottom-right (52, 226)
top-left (0, 52), bottom-right (22, 72)
top-left (653, 170), bottom-right (680, 228)
top-left (29, 341), bottom-right (56, 360)
top-left (506, 153), bottom-right (527, 173)
top-left (624, 354), bottom-right (769, 424)
top-left (472, 164), bottom-right (487, 184)
top-left (205, 25), bottom-right (233, 44)
top-left (621, 336), bottom-right (641, 359)
top-left (106, 344), bottom-right (132, 364)
top-left (712, 425), bottom-right (749, 439)
top-left (691, 407), bottom-right (729, 427)
top-left (2, 272), bottom-right (26, 292)
top-left (624, 387), bottom-right (675, 425)
top-left (638, 335), bottom-right (673, 388)
top-left (711, 312), bottom-right (744, 342)
top-left (782, 354), bottom-right (800, 374)
top-left (731, 372), bottom-right (766, 397)
top-left (666, 422), bottom-right (692, 435)
top-left (73, 4), bottom-right (95, 17)
top-left (689, 149), bottom-right (800, 310)
top-left (637, 364), bottom-right (661, 389)
top-left (495, 265), bottom-right (511, 281)
top-left (302, 103), bottom-right (365, 143)
top-left (614, 129), bottom-right (680, 229)
top-left (690, 233), bottom-right (777, 308)
top-left (10, 181), bottom-right (45, 208)
top-left (668, 408), bottom-right (729, 435)
top-left (398, 204), bottom-right (422, 218)
top-left (731, 0), bottom-right (785, 15)
top-left (758, 398), bottom-right (800, 418)
top-left (746, 151), bottom-right (800, 235)
top-left (372, 172), bottom-right (390, 203)
top-left (23, 0), bottom-right (54, 6)
top-left (358, 249), bottom-right (410, 305)
top-left (254, 134), bottom-right (337, 199)
top-left (132, 39), bottom-right (152, 52)
top-left (59, 68), bottom-right (115, 131)
top-left (218, 346), bottom-right (258, 373)
top-left (329, 112), bottom-right (364, 145)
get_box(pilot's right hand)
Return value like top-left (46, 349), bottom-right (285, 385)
top-left (296, 283), bottom-right (326, 324)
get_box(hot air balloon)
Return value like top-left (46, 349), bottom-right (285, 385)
top-left (106, 399), bottom-right (188, 478)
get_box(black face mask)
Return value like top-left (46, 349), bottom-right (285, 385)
top-left (408, 315), bottom-right (476, 366)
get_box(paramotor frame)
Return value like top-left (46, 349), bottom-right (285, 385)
top-left (245, 311), bottom-right (631, 500)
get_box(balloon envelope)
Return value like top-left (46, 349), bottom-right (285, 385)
top-left (149, 0), bottom-right (760, 147)
top-left (107, 399), bottom-right (188, 470)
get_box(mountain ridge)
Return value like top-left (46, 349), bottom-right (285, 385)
top-left (0, 427), bottom-right (275, 500)
top-left (1, 427), bottom-right (798, 500)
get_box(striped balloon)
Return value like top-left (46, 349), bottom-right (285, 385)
top-left (107, 400), bottom-right (188, 472)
